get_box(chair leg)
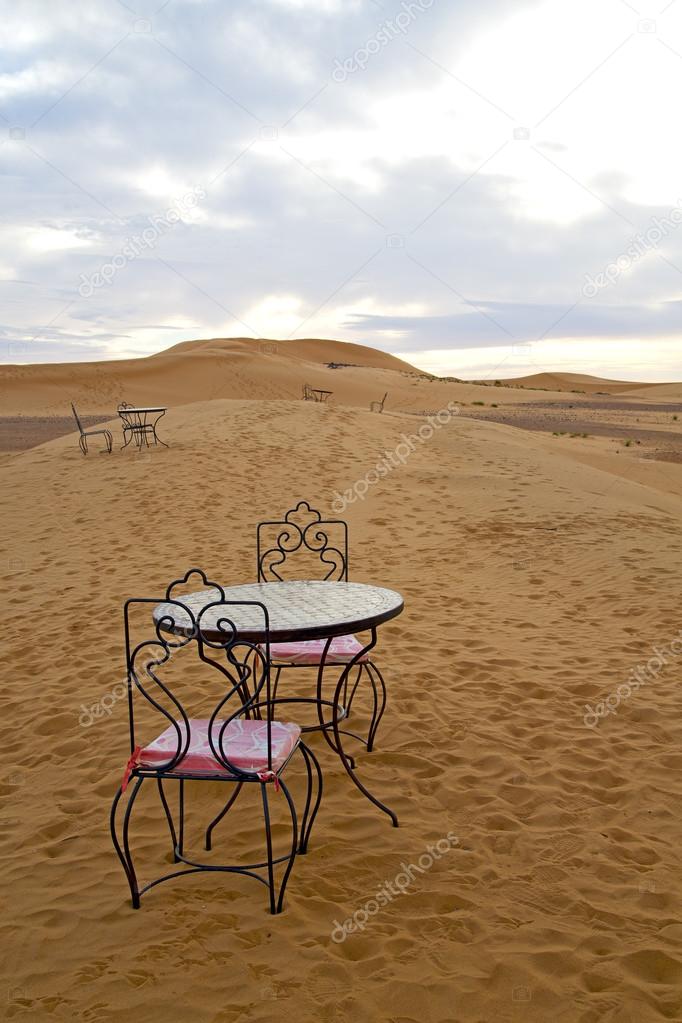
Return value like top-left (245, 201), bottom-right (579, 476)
top-left (344, 661), bottom-right (387, 752)
top-left (365, 661), bottom-right (387, 751)
top-left (110, 777), bottom-right (144, 908)
top-left (178, 778), bottom-right (185, 859)
top-left (261, 780), bottom-right (299, 914)
top-left (297, 742), bottom-right (323, 854)
top-left (105, 430), bottom-right (113, 453)
top-left (204, 781), bottom-right (244, 851)
top-left (157, 778), bottom-right (179, 861)
top-left (345, 663), bottom-right (364, 717)
top-left (274, 779), bottom-right (299, 914)
top-left (79, 435), bottom-right (87, 455)
top-left (261, 782), bottom-right (277, 915)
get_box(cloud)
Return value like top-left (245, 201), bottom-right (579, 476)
top-left (346, 299), bottom-right (682, 349)
top-left (0, 0), bottom-right (680, 378)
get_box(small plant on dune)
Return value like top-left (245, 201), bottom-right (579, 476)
top-left (624, 438), bottom-right (633, 447)
top-left (472, 400), bottom-right (485, 406)
top-left (491, 403), bottom-right (498, 407)
top-left (673, 414), bottom-right (678, 421)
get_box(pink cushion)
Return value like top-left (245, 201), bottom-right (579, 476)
top-left (268, 633), bottom-right (369, 666)
top-left (139, 718), bottom-right (300, 776)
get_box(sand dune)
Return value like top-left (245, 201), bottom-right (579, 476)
top-left (0, 337), bottom-right (421, 416)
top-left (7, 337), bottom-right (679, 418)
top-left (496, 370), bottom-right (680, 396)
top-left (621, 381), bottom-right (682, 401)
top-left (2, 392), bottom-right (682, 1022)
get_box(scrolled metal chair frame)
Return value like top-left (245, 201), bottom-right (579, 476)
top-left (71, 402), bottom-right (112, 455)
top-left (256, 503), bottom-right (388, 754)
top-left (110, 567), bottom-right (322, 913)
top-left (369, 392), bottom-right (388, 413)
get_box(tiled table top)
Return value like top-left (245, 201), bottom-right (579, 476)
top-left (153, 580), bottom-right (404, 643)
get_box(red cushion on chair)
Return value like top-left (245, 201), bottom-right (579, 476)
top-left (269, 633), bottom-right (369, 666)
top-left (139, 718), bottom-right (301, 776)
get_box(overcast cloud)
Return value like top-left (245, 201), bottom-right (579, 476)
top-left (1, 0), bottom-right (681, 379)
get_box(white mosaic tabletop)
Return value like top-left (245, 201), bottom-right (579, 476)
top-left (153, 580), bottom-right (404, 643)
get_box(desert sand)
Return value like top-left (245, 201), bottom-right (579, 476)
top-left (1, 338), bottom-right (682, 1023)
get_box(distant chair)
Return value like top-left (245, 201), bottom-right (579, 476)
top-left (71, 403), bottom-right (112, 455)
top-left (370, 392), bottom-right (388, 413)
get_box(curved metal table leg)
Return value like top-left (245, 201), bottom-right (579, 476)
top-left (151, 410), bottom-right (169, 448)
top-left (323, 627), bottom-right (398, 827)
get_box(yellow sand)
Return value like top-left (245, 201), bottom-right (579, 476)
top-left (1, 343), bottom-right (682, 1022)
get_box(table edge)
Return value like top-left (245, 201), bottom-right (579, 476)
top-left (152, 584), bottom-right (404, 643)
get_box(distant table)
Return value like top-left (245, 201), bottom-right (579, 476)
top-left (118, 406), bottom-right (168, 449)
top-left (302, 384), bottom-right (333, 403)
top-left (154, 580), bottom-right (404, 824)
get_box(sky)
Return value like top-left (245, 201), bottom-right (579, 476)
top-left (1, 0), bottom-right (682, 381)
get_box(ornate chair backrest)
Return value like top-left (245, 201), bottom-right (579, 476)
top-left (71, 403), bottom-right (84, 435)
top-left (257, 500), bottom-right (349, 582)
top-left (123, 569), bottom-right (274, 778)
top-left (118, 402), bottom-right (134, 427)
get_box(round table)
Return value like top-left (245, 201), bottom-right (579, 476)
top-left (118, 406), bottom-right (168, 449)
top-left (153, 580), bottom-right (404, 825)
top-left (153, 580), bottom-right (403, 643)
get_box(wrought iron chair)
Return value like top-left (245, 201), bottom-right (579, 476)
top-left (71, 403), bottom-right (112, 455)
top-left (370, 392), bottom-right (388, 413)
top-left (110, 568), bottom-right (322, 912)
top-left (256, 502), bottom-right (388, 752)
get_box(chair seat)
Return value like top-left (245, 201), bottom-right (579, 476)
top-left (268, 633), bottom-right (369, 666)
top-left (139, 718), bottom-right (301, 776)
